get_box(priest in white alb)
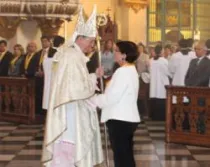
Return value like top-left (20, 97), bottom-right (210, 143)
top-left (42, 5), bottom-right (104, 167)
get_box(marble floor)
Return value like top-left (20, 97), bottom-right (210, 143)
top-left (0, 120), bottom-right (210, 167)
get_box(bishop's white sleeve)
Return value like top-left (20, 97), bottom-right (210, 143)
top-left (93, 69), bottom-right (127, 109)
top-left (89, 73), bottom-right (97, 89)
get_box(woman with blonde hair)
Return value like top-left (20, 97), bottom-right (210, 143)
top-left (101, 39), bottom-right (115, 77)
top-left (8, 44), bottom-right (24, 76)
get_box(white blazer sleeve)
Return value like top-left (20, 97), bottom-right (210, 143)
top-left (93, 69), bottom-right (127, 108)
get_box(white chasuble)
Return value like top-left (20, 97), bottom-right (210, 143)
top-left (42, 56), bottom-right (54, 110)
top-left (42, 44), bottom-right (104, 167)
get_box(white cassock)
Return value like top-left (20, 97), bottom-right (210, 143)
top-left (169, 51), bottom-right (196, 86)
top-left (42, 43), bottom-right (104, 167)
top-left (42, 56), bottom-right (54, 110)
top-left (149, 57), bottom-right (170, 99)
top-left (168, 51), bottom-right (196, 103)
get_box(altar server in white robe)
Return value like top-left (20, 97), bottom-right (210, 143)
top-left (42, 47), bottom-right (57, 110)
top-left (42, 36), bottom-right (65, 110)
top-left (149, 44), bottom-right (170, 121)
top-left (42, 6), bottom-right (104, 167)
top-left (35, 36), bottom-right (57, 114)
top-left (187, 38), bottom-right (196, 60)
top-left (168, 39), bottom-right (196, 103)
top-left (169, 39), bottom-right (196, 86)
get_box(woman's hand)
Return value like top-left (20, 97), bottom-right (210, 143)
top-left (96, 66), bottom-right (104, 78)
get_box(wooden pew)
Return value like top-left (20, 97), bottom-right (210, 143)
top-left (0, 77), bottom-right (35, 124)
top-left (138, 78), bottom-right (150, 118)
top-left (165, 86), bottom-right (210, 147)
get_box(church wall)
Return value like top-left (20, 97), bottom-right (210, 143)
top-left (0, 0), bottom-right (147, 52)
top-left (59, 0), bottom-right (147, 45)
top-left (0, 20), bottom-right (42, 52)
top-left (114, 0), bottom-right (147, 44)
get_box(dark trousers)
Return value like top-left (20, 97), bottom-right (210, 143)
top-left (35, 77), bottom-right (44, 114)
top-left (106, 120), bottom-right (138, 167)
top-left (150, 98), bottom-right (166, 121)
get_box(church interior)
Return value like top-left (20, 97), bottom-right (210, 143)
top-left (1, 0), bottom-right (210, 167)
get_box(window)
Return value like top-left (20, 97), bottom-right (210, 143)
top-left (147, 0), bottom-right (210, 45)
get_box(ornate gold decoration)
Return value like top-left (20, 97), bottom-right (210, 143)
top-left (0, 17), bottom-right (20, 39)
top-left (124, 0), bottom-right (148, 13)
top-left (97, 14), bottom-right (108, 27)
top-left (0, 0), bottom-right (79, 19)
top-left (35, 18), bottom-right (64, 37)
top-left (0, 0), bottom-right (79, 38)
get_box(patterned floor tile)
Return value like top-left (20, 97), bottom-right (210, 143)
top-left (156, 149), bottom-right (191, 155)
top-left (198, 161), bottom-right (210, 167)
top-left (27, 141), bottom-right (43, 146)
top-left (0, 155), bottom-right (15, 161)
top-left (134, 144), bottom-right (155, 150)
top-left (134, 154), bottom-right (159, 161)
top-left (0, 127), bottom-right (17, 131)
top-left (161, 160), bottom-right (200, 167)
top-left (0, 162), bottom-right (9, 167)
top-left (0, 133), bottom-right (10, 138)
top-left (136, 160), bottom-right (162, 167)
top-left (6, 160), bottom-right (41, 167)
top-left (13, 155), bottom-right (41, 160)
top-left (2, 136), bottom-right (33, 142)
top-left (158, 155), bottom-right (195, 161)
top-left (18, 149), bottom-right (42, 155)
top-left (193, 155), bottom-right (210, 161)
top-left (0, 120), bottom-right (209, 167)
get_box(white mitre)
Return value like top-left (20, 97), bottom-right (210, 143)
top-left (68, 5), bottom-right (97, 45)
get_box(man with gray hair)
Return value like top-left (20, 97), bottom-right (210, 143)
top-left (42, 5), bottom-right (104, 167)
top-left (185, 41), bottom-right (210, 87)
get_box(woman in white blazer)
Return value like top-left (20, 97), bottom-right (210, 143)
top-left (93, 41), bottom-right (140, 167)
top-left (149, 44), bottom-right (170, 121)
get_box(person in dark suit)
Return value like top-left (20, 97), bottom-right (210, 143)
top-left (35, 36), bottom-right (57, 114)
top-left (86, 42), bottom-right (99, 74)
top-left (8, 44), bottom-right (25, 77)
top-left (0, 40), bottom-right (13, 76)
top-left (20, 41), bottom-right (39, 77)
top-left (185, 41), bottom-right (210, 87)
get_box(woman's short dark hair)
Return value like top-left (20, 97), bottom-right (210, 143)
top-left (116, 41), bottom-right (139, 63)
top-left (154, 44), bottom-right (163, 60)
top-left (53, 35), bottom-right (65, 47)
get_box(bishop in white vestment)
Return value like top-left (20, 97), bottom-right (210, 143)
top-left (42, 6), bottom-right (104, 167)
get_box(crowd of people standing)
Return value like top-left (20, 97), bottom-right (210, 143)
top-left (0, 35), bottom-right (65, 114)
top-left (1, 29), bottom-right (210, 167)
